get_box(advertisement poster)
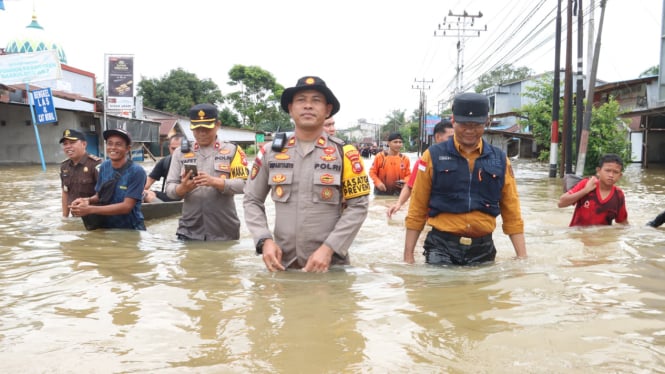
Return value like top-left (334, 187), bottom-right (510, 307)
top-left (106, 55), bottom-right (134, 111)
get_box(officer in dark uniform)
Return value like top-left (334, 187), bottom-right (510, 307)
top-left (59, 129), bottom-right (101, 217)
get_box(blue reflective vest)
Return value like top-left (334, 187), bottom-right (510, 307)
top-left (427, 138), bottom-right (506, 217)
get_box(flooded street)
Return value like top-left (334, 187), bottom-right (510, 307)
top-left (1, 157), bottom-right (664, 373)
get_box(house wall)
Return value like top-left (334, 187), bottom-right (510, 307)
top-left (0, 103), bottom-right (101, 164)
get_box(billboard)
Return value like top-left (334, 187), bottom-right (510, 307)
top-left (425, 115), bottom-right (441, 136)
top-left (106, 55), bottom-right (134, 111)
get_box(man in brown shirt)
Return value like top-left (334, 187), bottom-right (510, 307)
top-left (59, 129), bottom-right (101, 217)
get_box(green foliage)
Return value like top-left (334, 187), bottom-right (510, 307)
top-left (225, 65), bottom-right (290, 131)
top-left (137, 68), bottom-right (223, 116)
top-left (219, 107), bottom-right (241, 128)
top-left (383, 110), bottom-right (407, 140)
top-left (475, 64), bottom-right (534, 93)
top-left (517, 74), bottom-right (630, 173)
top-left (517, 74), bottom-right (556, 161)
top-left (96, 83), bottom-right (104, 99)
top-left (639, 65), bottom-right (659, 77)
top-left (584, 99), bottom-right (631, 175)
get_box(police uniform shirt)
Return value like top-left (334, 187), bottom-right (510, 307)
top-left (165, 140), bottom-right (248, 241)
top-left (243, 135), bottom-right (370, 267)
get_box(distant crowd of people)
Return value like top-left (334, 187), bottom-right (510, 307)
top-left (58, 76), bottom-right (663, 272)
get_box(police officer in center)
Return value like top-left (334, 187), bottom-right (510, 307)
top-left (243, 76), bottom-right (371, 272)
top-left (404, 92), bottom-right (527, 265)
top-left (165, 103), bottom-right (249, 241)
top-left (59, 129), bottom-right (101, 217)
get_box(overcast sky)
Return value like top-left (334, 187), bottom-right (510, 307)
top-left (0, 0), bottom-right (661, 129)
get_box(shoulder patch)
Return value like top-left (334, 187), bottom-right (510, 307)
top-left (327, 136), bottom-right (345, 146)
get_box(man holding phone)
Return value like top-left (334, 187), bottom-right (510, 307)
top-left (165, 103), bottom-right (249, 241)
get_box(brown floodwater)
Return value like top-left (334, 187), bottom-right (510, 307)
top-left (0, 157), bottom-right (664, 373)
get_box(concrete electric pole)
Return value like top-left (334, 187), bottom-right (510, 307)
top-left (434, 10), bottom-right (487, 94)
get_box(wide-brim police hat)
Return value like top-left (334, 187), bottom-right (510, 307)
top-left (280, 76), bottom-right (340, 117)
top-left (103, 128), bottom-right (132, 145)
top-left (452, 92), bottom-right (489, 124)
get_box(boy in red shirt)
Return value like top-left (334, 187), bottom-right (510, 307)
top-left (558, 154), bottom-right (629, 226)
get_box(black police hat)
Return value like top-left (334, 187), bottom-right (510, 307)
top-left (189, 103), bottom-right (219, 129)
top-left (103, 128), bottom-right (132, 145)
top-left (452, 92), bottom-right (489, 124)
top-left (59, 128), bottom-right (86, 143)
top-left (280, 76), bottom-right (340, 117)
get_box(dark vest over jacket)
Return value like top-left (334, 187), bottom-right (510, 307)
top-left (427, 138), bottom-right (506, 217)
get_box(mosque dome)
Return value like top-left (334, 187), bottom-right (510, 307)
top-left (4, 11), bottom-right (67, 64)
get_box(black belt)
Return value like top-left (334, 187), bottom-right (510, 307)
top-left (432, 229), bottom-right (492, 245)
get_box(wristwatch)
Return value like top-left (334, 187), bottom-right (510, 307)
top-left (256, 238), bottom-right (269, 254)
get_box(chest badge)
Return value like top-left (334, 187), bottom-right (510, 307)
top-left (272, 174), bottom-right (287, 183)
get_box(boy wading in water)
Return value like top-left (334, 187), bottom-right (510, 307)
top-left (558, 154), bottom-right (629, 227)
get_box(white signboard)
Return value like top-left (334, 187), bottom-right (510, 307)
top-left (0, 50), bottom-right (62, 85)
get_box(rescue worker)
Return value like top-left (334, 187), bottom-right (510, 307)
top-left (59, 129), bottom-right (101, 217)
top-left (369, 132), bottom-right (410, 196)
top-left (243, 76), bottom-right (370, 272)
top-left (165, 103), bottom-right (249, 241)
top-left (404, 92), bottom-right (527, 265)
top-left (387, 119), bottom-right (454, 218)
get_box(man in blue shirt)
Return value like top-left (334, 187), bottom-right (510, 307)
top-left (70, 128), bottom-right (147, 230)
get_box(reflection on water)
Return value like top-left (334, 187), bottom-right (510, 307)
top-left (0, 159), bottom-right (664, 372)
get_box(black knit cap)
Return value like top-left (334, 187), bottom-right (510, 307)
top-left (387, 133), bottom-right (403, 141)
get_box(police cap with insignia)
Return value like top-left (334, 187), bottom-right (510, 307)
top-left (452, 92), bottom-right (490, 124)
top-left (280, 76), bottom-right (340, 117)
top-left (189, 103), bottom-right (219, 129)
top-left (59, 129), bottom-right (86, 144)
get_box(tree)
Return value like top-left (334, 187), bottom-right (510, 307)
top-left (518, 74), bottom-right (630, 174)
top-left (384, 109), bottom-right (407, 137)
top-left (517, 74), bottom-right (556, 162)
top-left (584, 98), bottom-right (631, 175)
top-left (137, 68), bottom-right (223, 116)
top-left (640, 65), bottom-right (659, 77)
top-left (219, 107), bottom-right (241, 128)
top-left (475, 64), bottom-right (534, 93)
top-left (225, 65), bottom-right (290, 131)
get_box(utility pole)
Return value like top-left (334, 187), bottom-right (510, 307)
top-left (550, 0), bottom-right (562, 178)
top-left (574, 0), bottom-right (585, 173)
top-left (562, 0), bottom-right (574, 180)
top-left (412, 78), bottom-right (433, 156)
top-left (434, 10), bottom-right (487, 94)
top-left (577, 0), bottom-right (608, 177)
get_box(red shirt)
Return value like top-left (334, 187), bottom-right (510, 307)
top-left (567, 178), bottom-right (628, 226)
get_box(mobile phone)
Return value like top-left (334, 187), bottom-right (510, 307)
top-left (184, 164), bottom-right (198, 179)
